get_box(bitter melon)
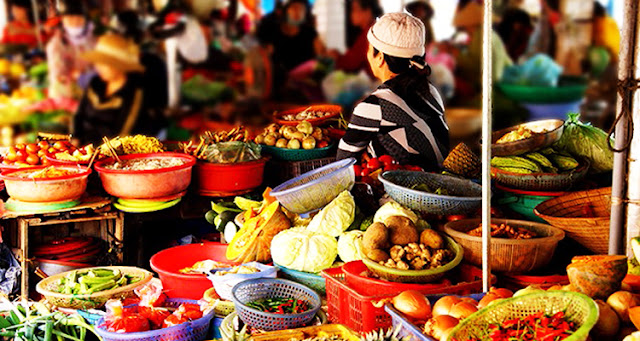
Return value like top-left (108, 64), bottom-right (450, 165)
top-left (549, 154), bottom-right (579, 171)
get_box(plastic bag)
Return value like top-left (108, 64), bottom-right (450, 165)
top-left (207, 262), bottom-right (276, 300)
top-left (501, 53), bottom-right (563, 87)
top-left (0, 243), bottom-right (20, 295)
top-left (554, 113), bottom-right (613, 173)
top-left (201, 141), bottom-right (261, 164)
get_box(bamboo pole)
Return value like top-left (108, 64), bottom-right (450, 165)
top-left (620, 0), bottom-right (640, 256)
top-left (481, 0), bottom-right (493, 291)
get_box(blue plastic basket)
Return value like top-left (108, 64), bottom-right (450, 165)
top-left (379, 171), bottom-right (482, 215)
top-left (94, 299), bottom-right (214, 341)
top-left (231, 278), bottom-right (321, 331)
top-left (385, 293), bottom-right (485, 341)
top-left (261, 144), bottom-right (335, 161)
top-left (275, 264), bottom-right (326, 295)
top-left (522, 100), bottom-right (582, 121)
top-left (271, 158), bottom-right (356, 214)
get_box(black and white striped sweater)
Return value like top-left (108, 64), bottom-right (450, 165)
top-left (336, 74), bottom-right (449, 171)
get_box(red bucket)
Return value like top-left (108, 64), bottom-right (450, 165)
top-left (150, 243), bottom-right (237, 299)
top-left (194, 158), bottom-right (267, 196)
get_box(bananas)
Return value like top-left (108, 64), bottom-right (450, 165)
top-left (491, 148), bottom-right (579, 174)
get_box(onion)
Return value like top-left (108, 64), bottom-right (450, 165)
top-left (478, 293), bottom-right (500, 309)
top-left (592, 299), bottom-right (620, 337)
top-left (424, 315), bottom-right (459, 340)
top-left (490, 287), bottom-right (513, 298)
top-left (449, 301), bottom-right (478, 320)
top-left (607, 291), bottom-right (638, 322)
top-left (440, 327), bottom-right (455, 341)
top-left (432, 296), bottom-right (461, 317)
top-left (459, 297), bottom-right (478, 306)
top-left (392, 290), bottom-right (432, 321)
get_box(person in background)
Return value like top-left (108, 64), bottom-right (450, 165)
top-left (496, 7), bottom-right (534, 62)
top-left (336, 13), bottom-right (449, 171)
top-left (327, 0), bottom-right (382, 78)
top-left (592, 1), bottom-right (619, 63)
top-left (405, 0), bottom-right (435, 47)
top-left (46, 0), bottom-right (96, 100)
top-left (73, 34), bottom-right (159, 144)
top-left (1, 0), bottom-right (39, 48)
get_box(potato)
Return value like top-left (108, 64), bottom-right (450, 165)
top-left (363, 222), bottom-right (389, 250)
top-left (366, 249), bottom-right (390, 263)
top-left (384, 216), bottom-right (419, 246)
top-left (420, 229), bottom-right (445, 249)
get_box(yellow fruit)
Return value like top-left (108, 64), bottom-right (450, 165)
top-left (0, 59), bottom-right (9, 74)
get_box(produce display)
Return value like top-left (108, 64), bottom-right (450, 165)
top-left (496, 126), bottom-right (541, 143)
top-left (100, 135), bottom-right (164, 156)
top-left (104, 157), bottom-right (187, 170)
top-left (458, 310), bottom-right (576, 341)
top-left (491, 148), bottom-right (579, 174)
top-left (363, 216), bottom-right (453, 270)
top-left (13, 166), bottom-right (80, 179)
top-left (181, 126), bottom-right (261, 163)
top-left (2, 140), bottom-right (77, 167)
top-left (55, 268), bottom-right (142, 294)
top-left (554, 113), bottom-right (613, 173)
top-left (255, 122), bottom-right (331, 149)
top-left (246, 297), bottom-right (311, 314)
top-left (354, 154), bottom-right (422, 180)
top-left (467, 223), bottom-right (538, 239)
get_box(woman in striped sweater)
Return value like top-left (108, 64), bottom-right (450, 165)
top-left (336, 13), bottom-right (449, 171)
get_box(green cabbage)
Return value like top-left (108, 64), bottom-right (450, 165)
top-left (337, 231), bottom-right (365, 263)
top-left (307, 191), bottom-right (355, 237)
top-left (554, 113), bottom-right (613, 173)
top-left (271, 227), bottom-right (338, 273)
top-left (374, 201), bottom-right (419, 224)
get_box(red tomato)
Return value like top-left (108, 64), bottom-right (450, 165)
top-left (162, 314), bottom-right (185, 328)
top-left (48, 147), bottom-right (57, 154)
top-left (26, 144), bottom-right (39, 154)
top-left (8, 147), bottom-right (17, 155)
top-left (105, 315), bottom-right (150, 333)
top-left (25, 154), bottom-right (40, 165)
top-left (37, 150), bottom-right (46, 157)
top-left (379, 155), bottom-right (394, 164)
top-left (15, 150), bottom-right (27, 162)
top-left (353, 165), bottom-right (362, 177)
top-left (37, 141), bottom-right (49, 149)
top-left (385, 164), bottom-right (400, 171)
top-left (361, 168), bottom-right (371, 177)
top-left (53, 141), bottom-right (67, 151)
top-left (5, 152), bottom-right (17, 162)
top-left (367, 158), bottom-right (381, 170)
top-left (15, 144), bottom-right (25, 151)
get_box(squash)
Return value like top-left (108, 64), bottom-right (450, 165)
top-left (226, 201), bottom-right (291, 263)
top-left (566, 255), bottom-right (628, 299)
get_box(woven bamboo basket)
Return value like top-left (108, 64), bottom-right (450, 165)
top-left (36, 266), bottom-right (153, 309)
top-left (534, 187), bottom-right (611, 254)
top-left (447, 291), bottom-right (598, 341)
top-left (444, 219), bottom-right (565, 273)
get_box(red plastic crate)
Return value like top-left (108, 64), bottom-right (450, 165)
top-left (320, 263), bottom-right (492, 334)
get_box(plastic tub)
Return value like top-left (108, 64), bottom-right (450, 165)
top-left (522, 100), bottom-right (582, 121)
top-left (0, 166), bottom-right (91, 202)
top-left (35, 259), bottom-right (92, 277)
top-left (194, 158), bottom-right (267, 196)
top-left (444, 218), bottom-right (565, 273)
top-left (275, 264), bottom-right (326, 295)
top-left (150, 243), bottom-right (236, 300)
top-left (94, 153), bottom-right (196, 199)
top-left (261, 144), bottom-right (335, 162)
top-left (271, 158), bottom-right (356, 214)
top-left (495, 184), bottom-right (566, 223)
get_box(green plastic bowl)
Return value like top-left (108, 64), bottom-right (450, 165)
top-left (260, 144), bottom-right (334, 161)
top-left (497, 82), bottom-right (587, 104)
top-left (275, 264), bottom-right (326, 295)
top-left (361, 236), bottom-right (463, 283)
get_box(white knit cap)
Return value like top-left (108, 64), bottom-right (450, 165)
top-left (367, 13), bottom-right (426, 59)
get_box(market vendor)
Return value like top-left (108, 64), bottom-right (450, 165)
top-left (73, 34), bottom-right (161, 145)
top-left (1, 0), bottom-right (40, 48)
top-left (336, 13), bottom-right (449, 171)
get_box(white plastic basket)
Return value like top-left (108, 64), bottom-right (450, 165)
top-left (207, 262), bottom-right (277, 300)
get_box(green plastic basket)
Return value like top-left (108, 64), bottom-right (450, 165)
top-left (497, 82), bottom-right (587, 104)
top-left (447, 291), bottom-right (598, 341)
top-left (261, 144), bottom-right (335, 161)
top-left (275, 264), bottom-right (326, 295)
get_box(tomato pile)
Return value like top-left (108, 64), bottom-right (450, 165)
top-left (2, 141), bottom-right (79, 167)
top-left (354, 154), bottom-right (422, 181)
top-left (457, 311), bottom-right (576, 341)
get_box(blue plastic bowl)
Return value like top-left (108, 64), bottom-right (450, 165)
top-left (522, 100), bottom-right (582, 121)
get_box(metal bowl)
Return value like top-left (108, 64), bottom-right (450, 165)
top-left (491, 119), bottom-right (564, 156)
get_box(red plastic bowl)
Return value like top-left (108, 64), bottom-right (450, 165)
top-left (150, 243), bottom-right (237, 299)
top-left (94, 153), bottom-right (196, 199)
top-left (0, 166), bottom-right (91, 202)
top-left (194, 158), bottom-right (267, 196)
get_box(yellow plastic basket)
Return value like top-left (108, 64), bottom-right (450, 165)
top-left (36, 266), bottom-right (153, 310)
top-left (447, 291), bottom-right (598, 341)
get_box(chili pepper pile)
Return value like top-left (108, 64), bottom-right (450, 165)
top-left (246, 297), bottom-right (311, 314)
top-left (461, 311), bottom-right (576, 341)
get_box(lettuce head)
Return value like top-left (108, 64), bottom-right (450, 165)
top-left (271, 227), bottom-right (338, 273)
top-left (307, 191), bottom-right (355, 237)
top-left (337, 230), bottom-right (365, 263)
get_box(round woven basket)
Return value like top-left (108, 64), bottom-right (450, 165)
top-left (36, 266), bottom-right (153, 310)
top-left (447, 291), bottom-right (598, 341)
top-left (444, 218), bottom-right (565, 273)
top-left (534, 187), bottom-right (611, 254)
top-left (490, 159), bottom-right (589, 191)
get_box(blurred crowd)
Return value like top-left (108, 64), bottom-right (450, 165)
top-left (0, 0), bottom-right (621, 143)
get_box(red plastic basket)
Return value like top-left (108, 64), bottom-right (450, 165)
top-left (321, 263), bottom-right (491, 334)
